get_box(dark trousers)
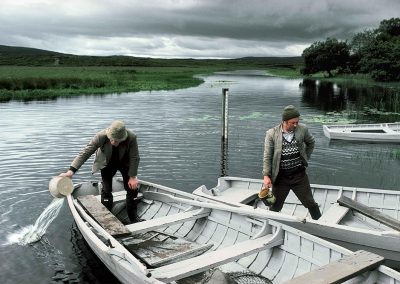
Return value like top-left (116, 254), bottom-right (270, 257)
top-left (100, 163), bottom-right (138, 222)
top-left (270, 168), bottom-right (321, 220)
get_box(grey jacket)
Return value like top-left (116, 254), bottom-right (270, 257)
top-left (263, 123), bottom-right (315, 183)
top-left (71, 129), bottom-right (140, 177)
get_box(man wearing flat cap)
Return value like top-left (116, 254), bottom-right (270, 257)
top-left (60, 120), bottom-right (141, 223)
top-left (262, 105), bottom-right (321, 219)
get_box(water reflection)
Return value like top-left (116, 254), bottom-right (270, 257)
top-left (220, 139), bottom-right (229, 177)
top-left (300, 79), bottom-right (400, 122)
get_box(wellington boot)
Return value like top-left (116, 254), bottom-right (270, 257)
top-left (308, 205), bottom-right (322, 220)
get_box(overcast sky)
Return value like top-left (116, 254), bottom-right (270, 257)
top-left (1, 0), bottom-right (399, 58)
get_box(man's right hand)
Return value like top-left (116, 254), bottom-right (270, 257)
top-left (59, 170), bottom-right (74, 178)
top-left (263, 176), bottom-right (272, 188)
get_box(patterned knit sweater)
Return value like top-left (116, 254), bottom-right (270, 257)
top-left (279, 135), bottom-right (303, 170)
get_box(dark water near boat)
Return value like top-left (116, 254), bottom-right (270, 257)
top-left (0, 71), bottom-right (399, 283)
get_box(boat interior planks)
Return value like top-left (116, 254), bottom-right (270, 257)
top-left (120, 231), bottom-right (214, 267)
top-left (284, 250), bottom-right (384, 284)
top-left (338, 196), bottom-right (400, 231)
top-left (77, 195), bottom-right (131, 237)
top-left (125, 208), bottom-right (211, 234)
top-left (66, 178), bottom-right (400, 283)
top-left (192, 176), bottom-right (400, 267)
top-left (318, 202), bottom-right (350, 224)
top-left (149, 228), bottom-right (284, 282)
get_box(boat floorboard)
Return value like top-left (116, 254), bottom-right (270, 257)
top-left (284, 250), bottom-right (384, 284)
top-left (77, 195), bottom-right (131, 237)
top-left (150, 228), bottom-right (284, 282)
top-left (121, 231), bottom-right (213, 267)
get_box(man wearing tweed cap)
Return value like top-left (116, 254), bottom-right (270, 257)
top-left (60, 120), bottom-right (141, 223)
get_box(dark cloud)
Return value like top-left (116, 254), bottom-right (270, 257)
top-left (1, 0), bottom-right (399, 58)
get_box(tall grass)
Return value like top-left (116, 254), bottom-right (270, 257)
top-left (0, 66), bottom-right (207, 102)
top-left (393, 149), bottom-right (400, 160)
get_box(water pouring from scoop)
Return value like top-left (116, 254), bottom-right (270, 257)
top-left (5, 177), bottom-right (74, 246)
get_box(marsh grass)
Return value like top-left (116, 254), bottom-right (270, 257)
top-left (0, 66), bottom-right (207, 102)
top-left (392, 149), bottom-right (400, 160)
top-left (2, 63), bottom-right (400, 102)
top-left (265, 66), bottom-right (303, 78)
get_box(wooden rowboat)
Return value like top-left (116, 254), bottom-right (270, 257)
top-left (66, 178), bottom-right (400, 283)
top-left (322, 122), bottom-right (400, 142)
top-left (193, 176), bottom-right (400, 267)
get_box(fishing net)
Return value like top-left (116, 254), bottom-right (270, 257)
top-left (177, 268), bottom-right (272, 284)
top-left (226, 271), bottom-right (273, 284)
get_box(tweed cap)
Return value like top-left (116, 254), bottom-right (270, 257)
top-left (106, 120), bottom-right (128, 142)
top-left (282, 105), bottom-right (300, 121)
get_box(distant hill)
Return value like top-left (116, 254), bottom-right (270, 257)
top-left (0, 45), bottom-right (63, 56)
top-left (0, 44), bottom-right (303, 67)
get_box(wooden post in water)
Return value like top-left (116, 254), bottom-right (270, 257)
top-left (220, 88), bottom-right (229, 176)
top-left (221, 88), bottom-right (229, 142)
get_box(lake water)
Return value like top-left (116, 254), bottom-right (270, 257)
top-left (0, 71), bottom-right (399, 283)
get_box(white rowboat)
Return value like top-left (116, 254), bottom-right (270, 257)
top-left (67, 178), bottom-right (400, 283)
top-left (193, 176), bottom-right (400, 268)
top-left (323, 122), bottom-right (400, 142)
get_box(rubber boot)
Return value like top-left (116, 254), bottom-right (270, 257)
top-left (101, 195), bottom-right (113, 211)
top-left (127, 196), bottom-right (143, 223)
top-left (308, 205), bottom-right (322, 220)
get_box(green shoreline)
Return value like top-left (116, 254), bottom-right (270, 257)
top-left (1, 65), bottom-right (400, 102)
top-left (0, 66), bottom-right (216, 102)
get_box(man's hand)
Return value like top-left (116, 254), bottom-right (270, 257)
top-left (263, 176), bottom-right (272, 189)
top-left (59, 170), bottom-right (74, 178)
top-left (128, 176), bottom-right (139, 190)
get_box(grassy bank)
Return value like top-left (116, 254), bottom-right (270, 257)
top-left (0, 46), bottom-right (305, 102)
top-left (2, 63), bottom-right (400, 103)
top-left (0, 66), bottom-right (218, 102)
top-left (0, 63), bottom-right (299, 102)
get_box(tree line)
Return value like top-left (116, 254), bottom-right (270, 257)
top-left (301, 17), bottom-right (400, 82)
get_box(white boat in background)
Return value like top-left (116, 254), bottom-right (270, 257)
top-left (322, 122), bottom-right (400, 142)
top-left (193, 176), bottom-right (400, 267)
top-left (66, 178), bottom-right (400, 283)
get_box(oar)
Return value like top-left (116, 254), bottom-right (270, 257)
top-left (143, 191), bottom-right (306, 223)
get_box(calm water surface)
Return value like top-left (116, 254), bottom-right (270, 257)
top-left (0, 71), bottom-right (399, 283)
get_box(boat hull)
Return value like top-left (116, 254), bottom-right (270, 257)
top-left (67, 178), bottom-right (400, 283)
top-left (193, 176), bottom-right (400, 267)
top-left (323, 122), bottom-right (400, 142)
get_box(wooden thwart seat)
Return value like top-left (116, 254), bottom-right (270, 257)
top-left (283, 250), bottom-right (384, 284)
top-left (150, 228), bottom-right (284, 282)
top-left (126, 208), bottom-right (210, 234)
top-left (110, 191), bottom-right (143, 202)
top-left (338, 196), bottom-right (400, 231)
top-left (318, 203), bottom-right (349, 224)
top-left (77, 195), bottom-right (130, 237)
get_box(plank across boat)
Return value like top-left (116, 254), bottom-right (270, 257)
top-left (66, 178), bottom-right (400, 283)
